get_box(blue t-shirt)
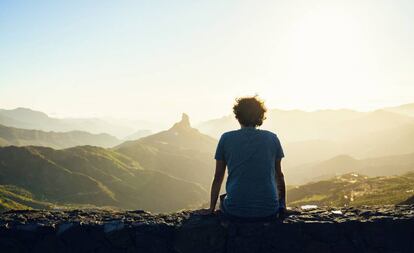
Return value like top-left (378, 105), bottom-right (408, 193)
top-left (214, 127), bottom-right (284, 217)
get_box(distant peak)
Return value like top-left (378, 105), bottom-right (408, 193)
top-left (170, 113), bottom-right (191, 130)
top-left (329, 154), bottom-right (357, 162)
top-left (181, 113), bottom-right (190, 126)
top-left (9, 107), bottom-right (50, 118)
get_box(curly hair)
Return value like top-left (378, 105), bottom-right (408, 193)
top-left (233, 96), bottom-right (267, 127)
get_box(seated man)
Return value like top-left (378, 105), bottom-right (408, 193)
top-left (201, 96), bottom-right (286, 220)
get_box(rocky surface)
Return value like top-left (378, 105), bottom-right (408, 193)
top-left (0, 205), bottom-right (413, 253)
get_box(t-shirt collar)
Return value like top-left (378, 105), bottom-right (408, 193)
top-left (240, 126), bottom-right (257, 130)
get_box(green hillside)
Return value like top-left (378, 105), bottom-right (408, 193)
top-left (0, 124), bottom-right (121, 149)
top-left (288, 172), bottom-right (414, 207)
top-left (0, 145), bottom-right (207, 212)
top-left (0, 185), bottom-right (52, 212)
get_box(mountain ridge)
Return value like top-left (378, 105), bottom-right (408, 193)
top-left (0, 108), bottom-right (135, 138)
top-left (0, 124), bottom-right (121, 149)
top-left (287, 152), bottom-right (414, 184)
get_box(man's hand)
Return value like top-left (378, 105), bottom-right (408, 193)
top-left (278, 207), bottom-right (286, 218)
top-left (195, 208), bottom-right (215, 216)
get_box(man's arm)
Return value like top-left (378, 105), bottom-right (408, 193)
top-left (208, 160), bottom-right (227, 213)
top-left (275, 158), bottom-right (286, 210)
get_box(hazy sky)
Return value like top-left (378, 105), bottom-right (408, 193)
top-left (1, 0), bottom-right (413, 125)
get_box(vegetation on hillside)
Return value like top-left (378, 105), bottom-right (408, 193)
top-left (0, 185), bottom-right (52, 212)
top-left (0, 145), bottom-right (207, 213)
top-left (288, 172), bottom-right (414, 207)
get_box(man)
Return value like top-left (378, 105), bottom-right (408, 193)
top-left (200, 96), bottom-right (286, 220)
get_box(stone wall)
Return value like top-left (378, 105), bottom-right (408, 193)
top-left (0, 205), bottom-right (413, 253)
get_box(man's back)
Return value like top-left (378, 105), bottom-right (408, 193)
top-left (215, 127), bottom-right (284, 217)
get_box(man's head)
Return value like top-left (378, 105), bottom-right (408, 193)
top-left (233, 96), bottom-right (267, 127)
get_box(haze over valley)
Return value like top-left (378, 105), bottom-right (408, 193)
top-left (0, 103), bottom-right (413, 212)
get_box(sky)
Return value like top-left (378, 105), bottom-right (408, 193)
top-left (1, 0), bottom-right (414, 125)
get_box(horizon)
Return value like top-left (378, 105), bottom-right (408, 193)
top-left (1, 0), bottom-right (414, 125)
top-left (1, 100), bottom-right (413, 128)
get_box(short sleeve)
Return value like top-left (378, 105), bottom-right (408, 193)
top-left (273, 134), bottom-right (285, 159)
top-left (214, 134), bottom-right (226, 161)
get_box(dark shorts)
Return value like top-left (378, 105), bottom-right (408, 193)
top-left (219, 194), bottom-right (280, 222)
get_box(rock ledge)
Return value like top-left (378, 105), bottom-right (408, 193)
top-left (1, 205), bottom-right (413, 253)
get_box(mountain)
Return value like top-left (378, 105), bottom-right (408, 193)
top-left (283, 122), bottom-right (414, 170)
top-left (124, 129), bottom-right (152, 141)
top-left (342, 123), bottom-right (414, 158)
top-left (115, 113), bottom-right (217, 189)
top-left (0, 145), bottom-right (207, 212)
top-left (383, 103), bottom-right (414, 117)
top-left (0, 124), bottom-right (121, 149)
top-left (287, 153), bottom-right (414, 184)
top-left (0, 108), bottom-right (135, 138)
top-left (140, 114), bottom-right (216, 153)
top-left (282, 139), bottom-right (344, 168)
top-left (287, 172), bottom-right (414, 206)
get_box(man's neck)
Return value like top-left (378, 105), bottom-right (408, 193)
top-left (240, 125), bottom-right (256, 129)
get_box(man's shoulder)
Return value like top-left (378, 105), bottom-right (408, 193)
top-left (219, 130), bottom-right (238, 141)
top-left (220, 129), bottom-right (279, 139)
top-left (258, 129), bottom-right (278, 138)
top-left (221, 130), bottom-right (240, 137)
